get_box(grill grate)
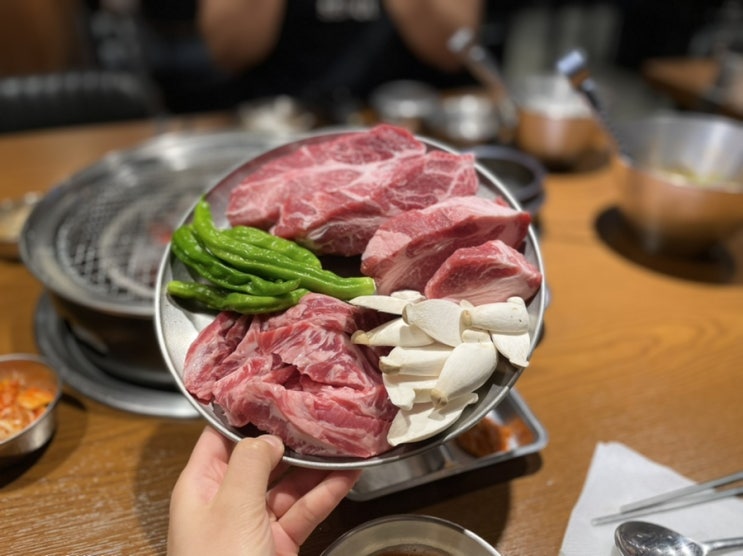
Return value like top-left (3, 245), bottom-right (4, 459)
top-left (55, 164), bottom-right (229, 305)
top-left (22, 130), bottom-right (283, 314)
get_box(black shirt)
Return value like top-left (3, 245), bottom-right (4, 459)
top-left (232, 0), bottom-right (475, 104)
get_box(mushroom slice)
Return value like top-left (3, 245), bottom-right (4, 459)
top-left (491, 330), bottom-right (531, 368)
top-left (402, 299), bottom-right (464, 347)
top-left (348, 295), bottom-right (411, 315)
top-left (462, 297), bottom-right (530, 334)
top-left (387, 393), bottom-right (478, 446)
top-left (430, 329), bottom-right (497, 409)
top-left (351, 317), bottom-right (434, 347)
top-left (378, 344), bottom-right (453, 375)
top-left (390, 290), bottom-right (426, 303)
top-left (382, 374), bottom-right (438, 410)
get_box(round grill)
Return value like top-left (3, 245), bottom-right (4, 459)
top-left (57, 166), bottom-right (210, 303)
top-left (22, 130), bottom-right (283, 316)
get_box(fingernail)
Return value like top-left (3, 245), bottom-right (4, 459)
top-left (258, 434), bottom-right (284, 453)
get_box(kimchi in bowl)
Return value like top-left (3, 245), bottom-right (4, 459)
top-left (154, 126), bottom-right (546, 469)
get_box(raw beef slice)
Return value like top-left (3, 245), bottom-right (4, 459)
top-left (361, 196), bottom-right (532, 295)
top-left (424, 239), bottom-right (542, 305)
top-left (182, 311), bottom-right (252, 403)
top-left (226, 124), bottom-right (426, 228)
top-left (183, 293), bottom-right (397, 457)
top-left (272, 150), bottom-right (479, 255)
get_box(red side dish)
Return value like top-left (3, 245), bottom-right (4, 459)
top-left (0, 364), bottom-right (55, 441)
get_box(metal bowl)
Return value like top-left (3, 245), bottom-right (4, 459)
top-left (512, 74), bottom-right (598, 168)
top-left (614, 112), bottom-right (743, 255)
top-left (321, 514), bottom-right (501, 555)
top-left (370, 80), bottom-right (440, 133)
top-left (0, 353), bottom-right (62, 465)
top-left (154, 128), bottom-right (546, 470)
top-left (427, 91), bottom-right (500, 145)
top-left (466, 145), bottom-right (547, 217)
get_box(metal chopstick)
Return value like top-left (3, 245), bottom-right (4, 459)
top-left (621, 469), bottom-right (743, 513)
top-left (591, 486), bottom-right (743, 526)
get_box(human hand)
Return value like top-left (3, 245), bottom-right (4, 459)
top-left (168, 426), bottom-right (361, 556)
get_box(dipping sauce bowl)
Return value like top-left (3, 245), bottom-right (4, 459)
top-left (321, 514), bottom-right (501, 556)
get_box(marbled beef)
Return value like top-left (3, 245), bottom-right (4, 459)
top-left (361, 196), bottom-right (532, 295)
top-left (424, 239), bottom-right (542, 304)
top-left (226, 124), bottom-right (426, 230)
top-left (272, 150), bottom-right (479, 255)
top-left (225, 124), bottom-right (478, 256)
top-left (182, 294), bottom-right (396, 458)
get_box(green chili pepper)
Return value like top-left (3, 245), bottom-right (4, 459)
top-left (223, 224), bottom-right (322, 269)
top-left (192, 199), bottom-right (376, 300)
top-left (167, 281), bottom-right (310, 314)
top-left (171, 226), bottom-right (300, 296)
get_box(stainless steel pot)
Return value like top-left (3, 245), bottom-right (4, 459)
top-left (20, 130), bottom-right (282, 387)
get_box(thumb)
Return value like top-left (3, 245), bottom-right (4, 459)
top-left (215, 434), bottom-right (285, 511)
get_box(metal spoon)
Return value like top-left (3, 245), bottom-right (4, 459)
top-left (615, 521), bottom-right (743, 555)
top-left (555, 48), bottom-right (627, 159)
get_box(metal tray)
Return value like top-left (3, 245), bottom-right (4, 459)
top-left (348, 389), bottom-right (547, 501)
top-left (155, 128), bottom-right (547, 470)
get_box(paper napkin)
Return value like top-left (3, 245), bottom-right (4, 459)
top-left (559, 441), bottom-right (743, 555)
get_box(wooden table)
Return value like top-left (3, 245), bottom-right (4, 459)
top-left (2, 116), bottom-right (743, 555)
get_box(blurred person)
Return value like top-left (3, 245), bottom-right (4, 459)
top-left (197, 0), bottom-right (484, 106)
top-left (168, 426), bottom-right (360, 556)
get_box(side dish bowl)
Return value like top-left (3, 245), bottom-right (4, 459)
top-left (512, 74), bottom-right (598, 168)
top-left (154, 128), bottom-right (546, 470)
top-left (321, 514), bottom-right (501, 555)
top-left (0, 353), bottom-right (62, 465)
top-left (614, 112), bottom-right (743, 255)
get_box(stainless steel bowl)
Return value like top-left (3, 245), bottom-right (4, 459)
top-left (154, 128), bottom-right (546, 470)
top-left (370, 80), bottom-right (440, 133)
top-left (427, 91), bottom-right (500, 145)
top-left (512, 74), bottom-right (598, 168)
top-left (0, 353), bottom-right (62, 465)
top-left (614, 112), bottom-right (743, 255)
top-left (321, 514), bottom-right (501, 555)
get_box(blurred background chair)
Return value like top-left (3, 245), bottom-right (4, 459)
top-left (0, 70), bottom-right (162, 133)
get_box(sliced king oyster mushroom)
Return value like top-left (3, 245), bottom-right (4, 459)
top-left (402, 299), bottom-right (464, 347)
top-left (382, 374), bottom-right (438, 410)
top-left (390, 290), bottom-right (426, 302)
top-left (348, 294), bottom-right (411, 315)
top-left (378, 344), bottom-right (453, 375)
top-left (351, 317), bottom-right (434, 347)
top-left (461, 296), bottom-right (530, 334)
top-left (430, 329), bottom-right (497, 409)
top-left (491, 330), bottom-right (531, 368)
top-left (387, 392), bottom-right (478, 446)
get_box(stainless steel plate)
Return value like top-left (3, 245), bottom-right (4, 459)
top-left (348, 388), bottom-right (547, 500)
top-left (154, 128), bottom-right (546, 469)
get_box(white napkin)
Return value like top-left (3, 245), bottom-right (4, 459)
top-left (560, 441), bottom-right (743, 555)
